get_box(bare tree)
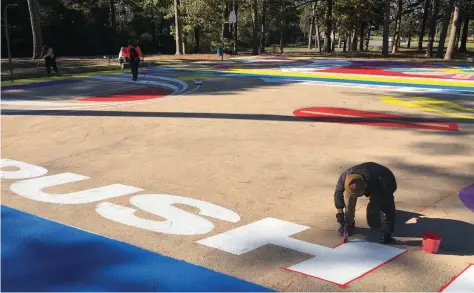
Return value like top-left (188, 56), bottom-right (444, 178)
top-left (426, 0), bottom-right (440, 57)
top-left (308, 2), bottom-right (316, 49)
top-left (459, 10), bottom-right (470, 52)
top-left (174, 0), bottom-right (182, 55)
top-left (324, 0), bottom-right (332, 52)
top-left (436, 0), bottom-right (455, 58)
top-left (27, 0), bottom-right (43, 59)
top-left (418, 0), bottom-right (430, 50)
top-left (260, 0), bottom-right (267, 53)
top-left (392, 0), bottom-right (402, 53)
top-left (251, 0), bottom-right (259, 55)
top-left (444, 3), bottom-right (462, 60)
top-left (382, 0), bottom-right (390, 56)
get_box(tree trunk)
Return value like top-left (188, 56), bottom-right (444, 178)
top-left (109, 0), bottom-right (117, 51)
top-left (436, 0), bottom-right (455, 58)
top-left (343, 33), bottom-right (347, 52)
top-left (308, 2), bottom-right (315, 49)
top-left (426, 0), bottom-right (440, 57)
top-left (194, 26), bottom-right (200, 53)
top-left (332, 29), bottom-right (336, 51)
top-left (233, 0), bottom-right (238, 54)
top-left (173, 0), bottom-right (182, 55)
top-left (324, 0), bottom-right (333, 52)
top-left (459, 12), bottom-right (469, 52)
top-left (251, 0), bottom-right (259, 55)
top-left (27, 0), bottom-right (43, 59)
top-left (260, 0), bottom-right (266, 53)
top-left (365, 26), bottom-right (371, 51)
top-left (182, 33), bottom-right (186, 54)
top-left (382, 0), bottom-right (390, 56)
top-left (359, 22), bottom-right (365, 51)
top-left (392, 0), bottom-right (402, 54)
top-left (338, 31), bottom-right (343, 48)
top-left (418, 0), bottom-right (430, 50)
top-left (454, 11), bottom-right (462, 50)
top-left (351, 28), bottom-right (358, 51)
top-left (279, 1), bottom-right (284, 53)
top-left (315, 21), bottom-right (321, 52)
top-left (445, 4), bottom-right (461, 60)
top-left (407, 36), bottom-right (411, 48)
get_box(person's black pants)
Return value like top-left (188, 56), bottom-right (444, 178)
top-left (45, 57), bottom-right (58, 75)
top-left (366, 194), bottom-right (396, 234)
top-left (130, 60), bottom-right (139, 80)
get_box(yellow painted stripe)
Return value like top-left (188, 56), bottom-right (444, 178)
top-left (222, 68), bottom-right (474, 87)
top-left (380, 96), bottom-right (474, 120)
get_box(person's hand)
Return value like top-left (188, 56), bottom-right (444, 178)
top-left (336, 212), bottom-right (345, 224)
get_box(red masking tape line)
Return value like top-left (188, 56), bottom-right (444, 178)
top-left (439, 264), bottom-right (473, 292)
top-left (338, 249), bottom-right (408, 287)
top-left (280, 248), bottom-right (407, 288)
top-left (280, 267), bottom-right (348, 288)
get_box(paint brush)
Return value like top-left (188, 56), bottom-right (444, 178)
top-left (343, 214), bottom-right (349, 243)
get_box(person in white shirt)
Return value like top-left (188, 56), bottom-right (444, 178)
top-left (41, 45), bottom-right (60, 76)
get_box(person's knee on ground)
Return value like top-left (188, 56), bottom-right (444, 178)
top-left (379, 200), bottom-right (396, 244)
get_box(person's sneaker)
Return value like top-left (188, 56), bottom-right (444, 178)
top-left (380, 233), bottom-right (396, 244)
top-left (337, 224), bottom-right (354, 236)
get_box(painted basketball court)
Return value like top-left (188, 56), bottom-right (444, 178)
top-left (2, 58), bottom-right (474, 291)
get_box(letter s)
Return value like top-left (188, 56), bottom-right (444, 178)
top-left (96, 194), bottom-right (241, 235)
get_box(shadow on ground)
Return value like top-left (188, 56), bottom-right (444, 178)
top-left (353, 209), bottom-right (474, 256)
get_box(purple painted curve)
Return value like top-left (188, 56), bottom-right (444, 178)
top-left (1, 79), bottom-right (80, 91)
top-left (459, 184), bottom-right (474, 213)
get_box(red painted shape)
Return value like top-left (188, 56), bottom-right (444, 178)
top-left (322, 66), bottom-right (453, 79)
top-left (280, 249), bottom-right (408, 288)
top-left (439, 264), bottom-right (473, 292)
top-left (79, 87), bottom-right (170, 102)
top-left (293, 107), bottom-right (459, 132)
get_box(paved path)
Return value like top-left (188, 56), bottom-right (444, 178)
top-left (1, 57), bottom-right (474, 292)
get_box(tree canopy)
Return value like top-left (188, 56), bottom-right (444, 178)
top-left (1, 0), bottom-right (473, 58)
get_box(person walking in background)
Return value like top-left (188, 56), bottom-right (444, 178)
top-left (41, 45), bottom-right (60, 77)
top-left (128, 41), bottom-right (142, 81)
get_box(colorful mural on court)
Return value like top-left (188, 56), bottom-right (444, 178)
top-left (280, 60), bottom-right (474, 80)
top-left (381, 96), bottom-right (474, 120)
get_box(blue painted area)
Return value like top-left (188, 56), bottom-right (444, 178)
top-left (1, 79), bottom-right (80, 91)
top-left (1, 205), bottom-right (274, 292)
top-left (149, 67), bottom-right (474, 92)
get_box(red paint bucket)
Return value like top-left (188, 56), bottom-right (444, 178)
top-left (422, 232), bottom-right (442, 254)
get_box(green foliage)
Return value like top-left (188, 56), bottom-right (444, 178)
top-left (3, 0), bottom-right (469, 57)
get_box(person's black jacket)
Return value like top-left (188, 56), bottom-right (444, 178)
top-left (334, 162), bottom-right (397, 209)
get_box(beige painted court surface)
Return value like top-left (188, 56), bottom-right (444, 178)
top-left (2, 66), bottom-right (474, 291)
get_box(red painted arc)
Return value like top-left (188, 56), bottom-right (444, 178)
top-left (79, 86), bottom-right (171, 102)
top-left (438, 264), bottom-right (473, 292)
top-left (293, 107), bottom-right (459, 132)
top-left (322, 67), bottom-right (461, 80)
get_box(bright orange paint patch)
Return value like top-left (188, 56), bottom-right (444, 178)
top-left (79, 87), bottom-right (171, 102)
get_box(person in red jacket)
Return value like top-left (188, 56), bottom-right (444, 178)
top-left (128, 42), bottom-right (142, 81)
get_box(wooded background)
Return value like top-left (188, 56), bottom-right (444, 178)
top-left (2, 0), bottom-right (474, 60)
